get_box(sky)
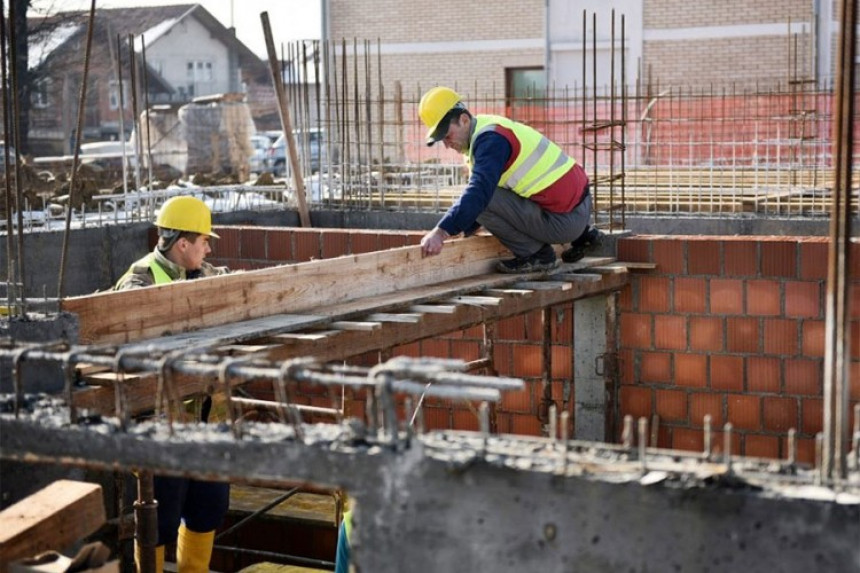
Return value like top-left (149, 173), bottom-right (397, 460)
top-left (28, 0), bottom-right (323, 57)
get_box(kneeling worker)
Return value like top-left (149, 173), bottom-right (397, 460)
top-left (418, 86), bottom-right (600, 273)
top-left (116, 195), bottom-right (230, 572)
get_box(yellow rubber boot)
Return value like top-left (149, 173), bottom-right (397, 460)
top-left (176, 523), bottom-right (215, 573)
top-left (134, 543), bottom-right (164, 573)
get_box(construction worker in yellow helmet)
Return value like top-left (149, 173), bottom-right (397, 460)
top-left (115, 194), bottom-right (230, 573)
top-left (418, 86), bottom-right (602, 273)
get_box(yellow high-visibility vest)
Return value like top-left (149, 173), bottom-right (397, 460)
top-left (115, 253), bottom-right (173, 289)
top-left (468, 114), bottom-right (575, 198)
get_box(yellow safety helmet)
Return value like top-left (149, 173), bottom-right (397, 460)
top-left (155, 195), bottom-right (220, 238)
top-left (419, 86), bottom-right (465, 145)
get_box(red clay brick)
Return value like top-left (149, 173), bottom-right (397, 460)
top-left (510, 413), bottom-right (543, 437)
top-left (512, 345), bottom-right (543, 377)
top-left (674, 277), bottom-right (706, 313)
top-left (799, 240), bottom-right (828, 280)
top-left (394, 342), bottom-right (420, 357)
top-left (617, 238), bottom-right (651, 263)
top-left (321, 231), bottom-right (350, 258)
top-left (710, 279), bottom-right (744, 314)
top-left (524, 311), bottom-right (545, 343)
top-left (690, 392), bottom-right (724, 427)
top-left (727, 394), bottom-right (761, 430)
top-left (423, 407), bottom-right (451, 431)
top-left (378, 233), bottom-right (409, 250)
top-left (689, 316), bottom-right (723, 351)
top-left (784, 358), bottom-right (822, 395)
top-left (241, 228), bottom-right (268, 260)
top-left (801, 320), bottom-right (825, 357)
top-left (655, 315), bottom-right (687, 350)
top-left (620, 313), bottom-right (652, 349)
top-left (746, 280), bottom-right (781, 316)
top-left (852, 365), bottom-right (860, 400)
top-left (687, 240), bottom-right (721, 275)
top-left (498, 315), bottom-right (526, 340)
top-left (267, 230), bottom-right (292, 261)
top-left (452, 409), bottom-right (480, 431)
top-left (618, 349), bottom-right (635, 385)
top-left (745, 435), bottom-right (780, 459)
top-left (763, 319), bottom-right (798, 356)
top-left (747, 356), bottom-right (781, 393)
top-left (294, 231), bottom-right (321, 261)
top-left (619, 385), bottom-right (653, 420)
top-left (350, 233), bottom-right (380, 254)
top-left (404, 233), bottom-right (423, 245)
top-left (675, 353), bottom-right (707, 388)
top-left (493, 342), bottom-right (513, 375)
top-left (801, 398), bottom-right (823, 435)
top-left (761, 241), bottom-right (797, 278)
top-left (213, 227), bottom-right (241, 258)
top-left (421, 339), bottom-right (451, 358)
top-left (652, 239), bottom-right (685, 274)
top-left (726, 316), bottom-right (760, 353)
top-left (723, 239), bottom-right (758, 277)
top-left (640, 276), bottom-right (671, 313)
top-left (619, 284), bottom-right (634, 311)
top-left (451, 340), bottom-right (481, 362)
top-left (655, 389), bottom-right (687, 422)
top-left (551, 307), bottom-right (572, 343)
top-left (641, 352), bottom-right (672, 383)
top-left (551, 346), bottom-right (572, 379)
top-left (794, 437), bottom-right (815, 465)
top-left (785, 281), bottom-right (821, 318)
top-left (500, 385), bottom-right (532, 413)
top-left (711, 355), bottom-right (744, 391)
top-left (673, 427), bottom-right (704, 452)
top-left (853, 322), bottom-right (860, 360)
top-left (763, 396), bottom-right (798, 432)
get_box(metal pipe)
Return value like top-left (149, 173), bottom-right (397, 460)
top-left (6, 0), bottom-right (25, 313)
top-left (134, 471), bottom-right (158, 573)
top-left (210, 545), bottom-right (334, 571)
top-left (215, 487), bottom-right (300, 541)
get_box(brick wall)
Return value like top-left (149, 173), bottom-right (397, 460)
top-left (212, 227), bottom-right (859, 464)
top-left (617, 235), bottom-right (859, 464)
top-left (644, 0), bottom-right (810, 28)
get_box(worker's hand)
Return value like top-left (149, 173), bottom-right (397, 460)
top-left (420, 227), bottom-right (449, 257)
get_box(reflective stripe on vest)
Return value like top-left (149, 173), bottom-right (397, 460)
top-left (115, 253), bottom-right (173, 289)
top-left (469, 115), bottom-right (575, 198)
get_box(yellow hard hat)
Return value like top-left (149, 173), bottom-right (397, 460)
top-left (419, 86), bottom-right (464, 145)
top-left (155, 195), bottom-right (219, 238)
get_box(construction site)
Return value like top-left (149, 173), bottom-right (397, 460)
top-left (1, 1), bottom-right (860, 572)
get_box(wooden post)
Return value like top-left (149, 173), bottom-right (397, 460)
top-left (260, 12), bottom-right (311, 227)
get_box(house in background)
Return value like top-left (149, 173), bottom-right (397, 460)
top-left (26, 3), bottom-right (274, 156)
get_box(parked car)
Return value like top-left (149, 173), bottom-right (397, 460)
top-left (265, 128), bottom-right (332, 176)
top-left (249, 135), bottom-right (271, 174)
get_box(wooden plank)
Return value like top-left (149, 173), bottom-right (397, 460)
top-left (61, 236), bottom-right (511, 345)
top-left (269, 330), bottom-right (342, 342)
top-left (0, 480), bottom-right (105, 565)
top-left (511, 281), bottom-right (573, 291)
top-left (443, 295), bottom-right (502, 306)
top-left (483, 288), bottom-right (534, 297)
top-left (118, 314), bottom-right (330, 354)
top-left (409, 304), bottom-right (458, 314)
top-left (330, 321), bottom-right (382, 331)
top-left (549, 273), bottom-right (602, 282)
top-left (365, 313), bottom-right (423, 323)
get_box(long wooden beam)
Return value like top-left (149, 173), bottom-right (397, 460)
top-left (61, 236), bottom-right (511, 344)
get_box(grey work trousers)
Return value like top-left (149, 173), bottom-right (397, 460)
top-left (476, 186), bottom-right (592, 258)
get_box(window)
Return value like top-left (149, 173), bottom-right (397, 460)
top-left (108, 80), bottom-right (128, 110)
top-left (506, 67), bottom-right (546, 103)
top-left (32, 78), bottom-right (50, 108)
top-left (187, 60), bottom-right (213, 82)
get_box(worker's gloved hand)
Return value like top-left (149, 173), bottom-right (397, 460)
top-left (420, 227), bottom-right (449, 257)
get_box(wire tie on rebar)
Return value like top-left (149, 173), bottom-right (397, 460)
top-left (11, 346), bottom-right (30, 419)
top-left (159, 349), bottom-right (188, 437)
top-left (369, 365), bottom-right (398, 445)
top-left (403, 397), bottom-right (414, 443)
top-left (638, 417), bottom-right (648, 473)
top-left (479, 401), bottom-right (490, 457)
top-left (787, 428), bottom-right (797, 468)
top-left (814, 432), bottom-right (823, 486)
top-left (113, 349), bottom-right (131, 431)
top-left (548, 403), bottom-right (558, 445)
top-left (278, 359), bottom-right (307, 442)
top-left (62, 349), bottom-right (82, 424)
top-left (218, 357), bottom-right (243, 439)
top-left (559, 411), bottom-right (570, 476)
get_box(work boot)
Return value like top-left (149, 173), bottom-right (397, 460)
top-left (176, 524), bottom-right (215, 573)
top-left (561, 226), bottom-right (604, 263)
top-left (496, 244), bottom-right (559, 274)
top-left (134, 543), bottom-right (164, 573)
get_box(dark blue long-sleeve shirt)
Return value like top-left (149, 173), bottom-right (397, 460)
top-left (437, 131), bottom-right (512, 236)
